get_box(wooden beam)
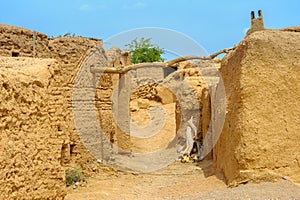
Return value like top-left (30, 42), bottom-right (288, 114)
top-left (90, 46), bottom-right (236, 74)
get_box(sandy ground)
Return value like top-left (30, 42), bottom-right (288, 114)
top-left (66, 161), bottom-right (300, 200)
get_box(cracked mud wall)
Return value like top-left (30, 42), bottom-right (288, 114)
top-left (0, 25), bottom-right (104, 198)
top-left (48, 36), bottom-right (103, 168)
top-left (0, 24), bottom-right (50, 58)
top-left (0, 24), bottom-right (141, 171)
top-left (2, 23), bottom-right (300, 196)
top-left (95, 47), bottom-right (132, 156)
top-left (215, 29), bottom-right (300, 186)
top-left (0, 25), bottom-right (214, 172)
top-left (0, 24), bottom-right (104, 168)
top-left (171, 61), bottom-right (217, 158)
top-left (0, 58), bottom-right (66, 199)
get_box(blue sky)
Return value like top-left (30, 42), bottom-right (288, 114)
top-left (1, 0), bottom-right (299, 56)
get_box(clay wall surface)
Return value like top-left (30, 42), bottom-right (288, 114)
top-left (1, 23), bottom-right (300, 198)
top-left (0, 24), bottom-right (106, 168)
top-left (48, 37), bottom-right (104, 168)
top-left (0, 24), bottom-right (105, 199)
top-left (0, 24), bottom-right (50, 58)
top-left (215, 29), bottom-right (300, 186)
top-left (0, 57), bottom-right (66, 199)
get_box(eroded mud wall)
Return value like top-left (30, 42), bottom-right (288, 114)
top-left (48, 36), bottom-right (103, 168)
top-left (215, 29), bottom-right (300, 186)
top-left (0, 58), bottom-right (66, 199)
top-left (0, 24), bottom-right (50, 57)
top-left (0, 25), bottom-right (104, 199)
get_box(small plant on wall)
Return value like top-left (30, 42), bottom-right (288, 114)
top-left (65, 166), bottom-right (85, 186)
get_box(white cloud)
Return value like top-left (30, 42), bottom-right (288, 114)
top-left (134, 2), bottom-right (146, 8)
top-left (79, 4), bottom-right (90, 11)
top-left (123, 1), bottom-right (146, 9)
top-left (79, 4), bottom-right (105, 11)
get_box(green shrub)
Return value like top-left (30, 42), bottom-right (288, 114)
top-left (65, 167), bottom-right (85, 187)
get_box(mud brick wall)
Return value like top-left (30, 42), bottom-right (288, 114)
top-left (47, 37), bottom-right (104, 167)
top-left (215, 29), bottom-right (300, 186)
top-left (0, 25), bottom-right (104, 199)
top-left (0, 57), bottom-right (65, 199)
top-left (0, 24), bottom-right (50, 57)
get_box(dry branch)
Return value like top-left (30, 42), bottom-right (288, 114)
top-left (90, 46), bottom-right (236, 74)
top-left (90, 62), bottom-right (168, 74)
top-left (209, 46), bottom-right (236, 59)
top-left (167, 56), bottom-right (211, 66)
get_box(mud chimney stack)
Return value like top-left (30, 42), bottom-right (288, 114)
top-left (247, 10), bottom-right (265, 36)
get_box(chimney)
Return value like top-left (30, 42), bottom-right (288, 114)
top-left (246, 10), bottom-right (265, 36)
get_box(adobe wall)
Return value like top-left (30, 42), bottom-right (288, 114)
top-left (95, 60), bottom-right (177, 155)
top-left (215, 29), bottom-right (300, 186)
top-left (0, 24), bottom-right (106, 169)
top-left (0, 24), bottom-right (109, 199)
top-left (92, 58), bottom-right (214, 162)
top-left (171, 60), bottom-right (221, 160)
top-left (47, 37), bottom-right (104, 169)
top-left (0, 57), bottom-right (65, 199)
top-left (0, 25), bottom-right (215, 173)
top-left (0, 24), bottom-right (50, 57)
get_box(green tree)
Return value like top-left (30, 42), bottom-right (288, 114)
top-left (125, 37), bottom-right (165, 64)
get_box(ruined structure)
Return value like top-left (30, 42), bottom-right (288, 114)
top-left (0, 24), bottom-right (105, 199)
top-left (0, 24), bottom-right (215, 198)
top-left (0, 13), bottom-right (300, 198)
top-left (87, 55), bottom-right (215, 170)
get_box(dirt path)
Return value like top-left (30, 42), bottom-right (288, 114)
top-left (66, 161), bottom-right (300, 200)
top-left (196, 180), bottom-right (300, 200)
top-left (66, 161), bottom-right (225, 199)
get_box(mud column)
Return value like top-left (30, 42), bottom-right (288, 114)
top-left (115, 72), bottom-right (132, 153)
top-left (200, 76), bottom-right (220, 159)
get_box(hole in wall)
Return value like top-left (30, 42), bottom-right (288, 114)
top-left (57, 124), bottom-right (62, 132)
top-left (2, 83), bottom-right (9, 90)
top-left (61, 145), bottom-right (67, 164)
top-left (70, 144), bottom-right (76, 154)
top-left (12, 52), bottom-right (19, 57)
